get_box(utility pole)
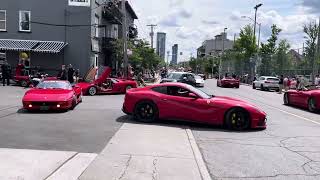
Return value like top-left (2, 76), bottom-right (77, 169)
top-left (253, 3), bottom-right (263, 81)
top-left (166, 51), bottom-right (170, 69)
top-left (219, 28), bottom-right (227, 80)
top-left (147, 24), bottom-right (157, 49)
top-left (121, 0), bottom-right (128, 78)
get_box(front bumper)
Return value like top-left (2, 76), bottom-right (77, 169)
top-left (251, 116), bottom-right (267, 129)
top-left (23, 101), bottom-right (72, 111)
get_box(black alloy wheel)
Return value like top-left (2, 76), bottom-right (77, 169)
top-left (283, 93), bottom-right (290, 105)
top-left (308, 97), bottom-right (317, 112)
top-left (134, 101), bottom-right (158, 123)
top-left (21, 80), bottom-right (28, 87)
top-left (226, 108), bottom-right (250, 131)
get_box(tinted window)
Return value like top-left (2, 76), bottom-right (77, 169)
top-left (36, 81), bottom-right (72, 90)
top-left (151, 86), bottom-right (168, 94)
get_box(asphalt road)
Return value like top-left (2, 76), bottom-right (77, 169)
top-left (0, 86), bottom-right (124, 153)
top-left (193, 79), bottom-right (320, 180)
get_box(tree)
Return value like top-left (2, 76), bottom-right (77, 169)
top-left (275, 39), bottom-right (291, 75)
top-left (259, 24), bottom-right (282, 75)
top-left (303, 21), bottom-right (319, 74)
top-left (233, 25), bottom-right (257, 75)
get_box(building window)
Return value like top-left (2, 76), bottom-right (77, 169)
top-left (94, 15), bottom-right (99, 38)
top-left (19, 11), bottom-right (31, 32)
top-left (69, 0), bottom-right (91, 7)
top-left (0, 10), bottom-right (6, 31)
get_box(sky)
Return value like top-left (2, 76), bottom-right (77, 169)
top-left (130, 0), bottom-right (320, 63)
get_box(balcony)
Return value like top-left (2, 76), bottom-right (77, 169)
top-left (101, 37), bottom-right (117, 52)
top-left (102, 2), bottom-right (123, 25)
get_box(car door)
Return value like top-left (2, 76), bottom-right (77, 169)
top-left (296, 91), bottom-right (310, 108)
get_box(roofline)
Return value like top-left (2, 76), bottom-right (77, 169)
top-left (125, 1), bottom-right (138, 19)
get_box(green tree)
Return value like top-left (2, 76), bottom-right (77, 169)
top-left (233, 25), bottom-right (257, 75)
top-left (275, 39), bottom-right (291, 75)
top-left (259, 24), bottom-right (282, 75)
top-left (303, 21), bottom-right (319, 71)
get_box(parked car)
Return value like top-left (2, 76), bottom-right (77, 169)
top-left (160, 72), bottom-right (196, 86)
top-left (22, 80), bottom-right (82, 111)
top-left (217, 77), bottom-right (240, 88)
top-left (122, 83), bottom-right (267, 131)
top-left (198, 74), bottom-right (206, 80)
top-left (284, 86), bottom-right (320, 112)
top-left (77, 67), bottom-right (137, 96)
top-left (195, 75), bottom-right (205, 87)
top-left (253, 76), bottom-right (280, 91)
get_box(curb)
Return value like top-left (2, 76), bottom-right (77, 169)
top-left (186, 128), bottom-right (212, 180)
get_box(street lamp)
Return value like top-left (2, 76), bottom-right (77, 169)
top-left (219, 27), bottom-right (227, 80)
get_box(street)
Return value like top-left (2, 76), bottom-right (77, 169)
top-left (194, 79), bottom-right (320, 179)
top-left (1, 80), bottom-right (320, 179)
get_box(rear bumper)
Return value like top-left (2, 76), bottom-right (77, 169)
top-left (221, 83), bottom-right (239, 87)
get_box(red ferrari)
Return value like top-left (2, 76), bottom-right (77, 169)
top-left (284, 87), bottom-right (320, 112)
top-left (77, 67), bottom-right (138, 96)
top-left (217, 77), bottom-right (240, 88)
top-left (122, 83), bottom-right (267, 130)
top-left (22, 80), bottom-right (82, 111)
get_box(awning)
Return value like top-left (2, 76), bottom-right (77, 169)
top-left (0, 39), bottom-right (68, 53)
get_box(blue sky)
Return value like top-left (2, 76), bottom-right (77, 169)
top-left (130, 0), bottom-right (320, 62)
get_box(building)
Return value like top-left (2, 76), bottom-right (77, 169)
top-left (197, 32), bottom-right (234, 58)
top-left (156, 32), bottom-right (166, 60)
top-left (0, 0), bottom-right (137, 76)
top-left (171, 44), bottom-right (178, 65)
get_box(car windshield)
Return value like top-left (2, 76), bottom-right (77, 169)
top-left (195, 75), bottom-right (202, 79)
top-left (36, 81), bottom-right (72, 90)
top-left (185, 84), bottom-right (211, 99)
top-left (167, 73), bottom-right (182, 80)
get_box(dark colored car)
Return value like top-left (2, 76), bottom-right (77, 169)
top-left (160, 72), bottom-right (196, 86)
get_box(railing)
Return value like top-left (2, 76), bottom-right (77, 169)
top-left (101, 37), bottom-right (117, 51)
top-left (102, 2), bottom-right (123, 25)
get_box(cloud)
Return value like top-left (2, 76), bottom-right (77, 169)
top-left (169, 0), bottom-right (184, 7)
top-left (202, 20), bottom-right (219, 25)
top-left (159, 8), bottom-right (193, 27)
top-left (301, 0), bottom-right (320, 13)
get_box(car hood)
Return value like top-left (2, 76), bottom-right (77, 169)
top-left (196, 79), bottom-right (204, 83)
top-left (23, 89), bottom-right (73, 102)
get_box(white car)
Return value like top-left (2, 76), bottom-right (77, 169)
top-left (195, 75), bottom-right (205, 87)
top-left (253, 76), bottom-right (280, 91)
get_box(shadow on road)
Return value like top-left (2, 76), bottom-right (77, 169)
top-left (116, 115), bottom-right (264, 133)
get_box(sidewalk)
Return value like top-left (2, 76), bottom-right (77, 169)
top-left (80, 122), bottom-right (211, 180)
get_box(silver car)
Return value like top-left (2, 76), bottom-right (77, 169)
top-left (253, 76), bottom-right (280, 91)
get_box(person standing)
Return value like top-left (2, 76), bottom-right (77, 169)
top-left (57, 65), bottom-right (67, 80)
top-left (315, 75), bottom-right (320, 86)
top-left (1, 61), bottom-right (11, 86)
top-left (67, 64), bottom-right (75, 84)
top-left (278, 75), bottom-right (284, 94)
top-left (283, 76), bottom-right (289, 92)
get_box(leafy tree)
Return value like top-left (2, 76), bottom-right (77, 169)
top-left (275, 39), bottom-right (291, 75)
top-left (303, 21), bottom-right (319, 71)
top-left (259, 24), bottom-right (282, 75)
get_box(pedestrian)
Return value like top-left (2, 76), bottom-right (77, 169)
top-left (278, 75), bottom-right (284, 94)
top-left (57, 65), bottom-right (67, 80)
top-left (315, 75), bottom-right (320, 86)
top-left (283, 76), bottom-right (289, 92)
top-left (75, 69), bottom-right (80, 83)
top-left (67, 64), bottom-right (75, 84)
top-left (1, 61), bottom-right (11, 86)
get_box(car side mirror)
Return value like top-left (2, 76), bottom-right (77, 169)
top-left (188, 93), bottom-right (198, 99)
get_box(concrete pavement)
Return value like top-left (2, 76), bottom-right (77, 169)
top-left (80, 122), bottom-right (210, 180)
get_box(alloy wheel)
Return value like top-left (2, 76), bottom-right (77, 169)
top-left (134, 102), bottom-right (157, 123)
top-left (308, 98), bottom-right (317, 112)
top-left (226, 109), bottom-right (250, 131)
top-left (88, 87), bottom-right (97, 96)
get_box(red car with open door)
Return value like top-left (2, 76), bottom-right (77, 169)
top-left (123, 83), bottom-right (267, 131)
top-left (284, 86), bottom-right (320, 112)
top-left (217, 77), bottom-right (240, 88)
top-left (22, 80), bottom-right (82, 111)
top-left (77, 66), bottom-right (138, 96)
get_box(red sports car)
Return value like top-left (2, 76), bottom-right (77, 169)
top-left (77, 67), bottom-right (138, 96)
top-left (122, 83), bottom-right (266, 130)
top-left (217, 77), bottom-right (240, 88)
top-left (22, 80), bottom-right (82, 111)
top-left (284, 87), bottom-right (320, 112)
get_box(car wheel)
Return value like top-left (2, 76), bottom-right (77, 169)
top-left (260, 84), bottom-right (264, 91)
top-left (225, 108), bottom-right (250, 131)
top-left (88, 86), bottom-right (97, 96)
top-left (284, 93), bottom-right (290, 105)
top-left (126, 85), bottom-right (133, 91)
top-left (134, 101), bottom-right (158, 123)
top-left (253, 83), bottom-right (256, 89)
top-left (21, 80), bottom-right (28, 87)
top-left (236, 85), bottom-right (240, 89)
top-left (308, 97), bottom-right (317, 112)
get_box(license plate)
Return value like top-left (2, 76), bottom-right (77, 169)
top-left (40, 106), bottom-right (49, 111)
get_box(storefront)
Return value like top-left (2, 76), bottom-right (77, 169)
top-left (0, 39), bottom-right (68, 76)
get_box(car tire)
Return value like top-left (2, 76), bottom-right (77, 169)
top-left (21, 80), bottom-right (28, 87)
top-left (88, 86), bottom-right (97, 96)
top-left (284, 93), bottom-right (290, 105)
top-left (236, 85), bottom-right (240, 89)
top-left (225, 108), bottom-right (250, 131)
top-left (308, 97), bottom-right (317, 112)
top-left (134, 101), bottom-right (158, 123)
top-left (260, 84), bottom-right (264, 91)
top-left (253, 83), bottom-right (256, 89)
